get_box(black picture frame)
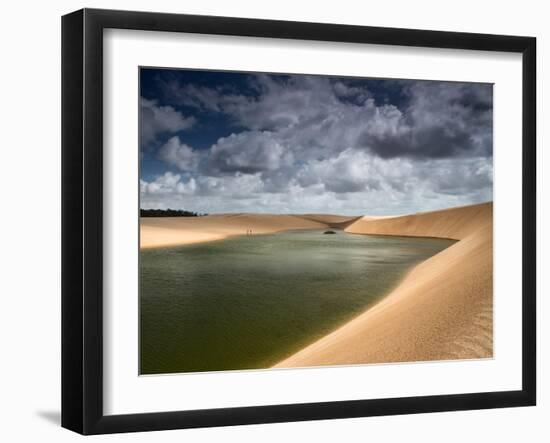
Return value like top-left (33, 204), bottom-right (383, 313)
top-left (61, 8), bottom-right (536, 435)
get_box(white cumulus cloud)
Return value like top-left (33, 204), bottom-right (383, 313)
top-left (158, 136), bottom-right (200, 171)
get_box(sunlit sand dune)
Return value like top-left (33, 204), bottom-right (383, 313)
top-left (344, 202), bottom-right (492, 241)
top-left (274, 202), bottom-right (493, 367)
top-left (140, 214), bottom-right (327, 249)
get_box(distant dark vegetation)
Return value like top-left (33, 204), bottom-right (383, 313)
top-left (140, 209), bottom-right (207, 217)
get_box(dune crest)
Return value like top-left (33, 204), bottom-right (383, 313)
top-left (274, 202), bottom-right (493, 368)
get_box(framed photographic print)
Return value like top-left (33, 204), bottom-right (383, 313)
top-left (61, 8), bottom-right (536, 435)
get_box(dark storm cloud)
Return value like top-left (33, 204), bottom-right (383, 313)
top-left (364, 82), bottom-right (493, 159)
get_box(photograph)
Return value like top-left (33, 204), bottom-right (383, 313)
top-left (139, 68), bottom-right (494, 375)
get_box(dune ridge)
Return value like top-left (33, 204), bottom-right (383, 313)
top-left (274, 201), bottom-right (493, 368)
top-left (344, 202), bottom-right (492, 241)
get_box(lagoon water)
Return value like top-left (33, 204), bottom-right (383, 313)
top-left (140, 230), bottom-right (453, 374)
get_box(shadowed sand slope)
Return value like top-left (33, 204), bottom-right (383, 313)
top-left (140, 214), bottom-right (328, 249)
top-left (297, 214), bottom-right (362, 229)
top-left (275, 202), bottom-right (493, 367)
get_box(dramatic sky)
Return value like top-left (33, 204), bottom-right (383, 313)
top-left (139, 68), bottom-right (493, 215)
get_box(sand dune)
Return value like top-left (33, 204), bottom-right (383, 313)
top-left (275, 202), bottom-right (493, 367)
top-left (140, 214), bottom-right (328, 249)
top-left (344, 202), bottom-right (492, 240)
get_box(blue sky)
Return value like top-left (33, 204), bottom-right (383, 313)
top-left (139, 68), bottom-right (493, 215)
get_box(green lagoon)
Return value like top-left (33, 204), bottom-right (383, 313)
top-left (140, 230), bottom-right (453, 374)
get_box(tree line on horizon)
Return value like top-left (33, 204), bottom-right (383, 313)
top-left (140, 209), bottom-right (207, 217)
